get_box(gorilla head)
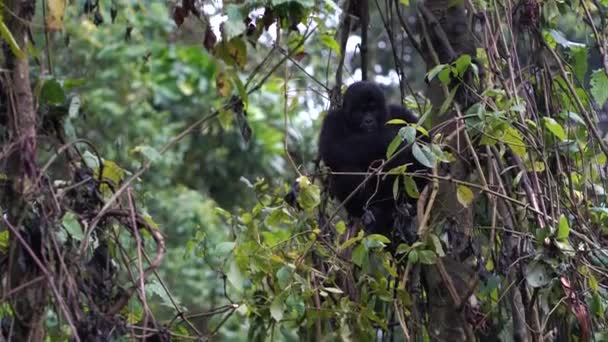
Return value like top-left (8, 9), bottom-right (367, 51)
top-left (342, 81), bottom-right (388, 133)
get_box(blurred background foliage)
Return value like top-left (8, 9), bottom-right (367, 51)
top-left (3, 0), bottom-right (607, 339)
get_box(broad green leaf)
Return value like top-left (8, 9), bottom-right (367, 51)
top-left (146, 280), bottom-right (178, 308)
top-left (40, 79), bottom-right (66, 105)
top-left (412, 143), bottom-right (434, 168)
top-left (132, 145), bottom-right (161, 163)
top-left (265, 207), bottom-right (291, 227)
top-left (426, 64), bottom-right (447, 82)
top-left (408, 250), bottom-right (419, 264)
top-left (335, 220), bottom-right (346, 235)
top-left (270, 296), bottom-right (284, 322)
top-left (549, 29), bottom-right (585, 48)
top-left (404, 176), bottom-right (419, 199)
top-left (399, 126), bottom-right (417, 145)
top-left (456, 185), bottom-right (474, 208)
top-left (438, 68), bottom-right (451, 86)
top-left (591, 69), bottom-right (608, 107)
top-left (62, 212), bottom-right (84, 241)
top-left (557, 215), bottom-right (570, 240)
top-left (367, 234), bottom-right (391, 244)
top-left (453, 54), bottom-right (471, 77)
top-left (215, 241), bottom-right (236, 257)
top-left (418, 250), bottom-right (437, 264)
top-left (320, 34), bottom-right (341, 56)
top-left (352, 244), bottom-right (366, 267)
top-left (543, 117), bottom-right (567, 141)
top-left (276, 266), bottom-right (292, 289)
top-left (227, 260), bottom-right (244, 289)
top-left (503, 126), bottom-right (526, 157)
top-left (571, 47), bottom-right (588, 83)
top-left (100, 160), bottom-right (125, 186)
top-left (297, 176), bottom-right (320, 210)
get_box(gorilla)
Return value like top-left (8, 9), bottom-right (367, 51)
top-left (318, 81), bottom-right (427, 239)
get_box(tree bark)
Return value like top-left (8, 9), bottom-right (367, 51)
top-left (2, 0), bottom-right (47, 340)
top-left (415, 0), bottom-right (478, 340)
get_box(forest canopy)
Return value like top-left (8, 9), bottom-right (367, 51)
top-left (1, 0), bottom-right (608, 341)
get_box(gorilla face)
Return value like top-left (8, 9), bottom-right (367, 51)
top-left (342, 81), bottom-right (388, 133)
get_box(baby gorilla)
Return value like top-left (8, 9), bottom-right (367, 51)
top-left (319, 81), bottom-right (425, 239)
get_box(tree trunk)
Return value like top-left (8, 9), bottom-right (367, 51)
top-left (2, 0), bottom-right (47, 340)
top-left (416, 0), bottom-right (478, 340)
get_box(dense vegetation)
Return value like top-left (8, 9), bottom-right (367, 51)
top-left (1, 0), bottom-right (608, 341)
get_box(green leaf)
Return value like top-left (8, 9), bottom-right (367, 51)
top-left (62, 212), bottom-right (84, 241)
top-left (270, 296), bottom-right (284, 322)
top-left (571, 47), bottom-right (588, 83)
top-left (132, 145), bottom-right (161, 163)
top-left (418, 250), bottom-right (437, 264)
top-left (393, 177), bottom-right (399, 200)
top-left (322, 287), bottom-right (344, 294)
top-left (438, 68), bottom-right (451, 86)
top-left (265, 207), bottom-right (291, 227)
top-left (386, 135), bottom-right (402, 159)
top-left (367, 234), bottom-right (391, 244)
top-left (456, 185), bottom-right (474, 208)
top-left (0, 230), bottom-right (8, 253)
top-left (215, 241), bottom-right (236, 257)
top-left (227, 260), bottom-right (244, 289)
top-left (335, 220), bottom-right (346, 235)
top-left (557, 215), bottom-right (570, 240)
top-left (503, 126), bottom-right (526, 157)
top-left (543, 117), bottom-right (567, 141)
top-left (320, 34), bottom-right (341, 56)
top-left (40, 79), bottom-right (66, 105)
top-left (395, 243), bottom-right (411, 255)
top-left (429, 234), bottom-right (445, 257)
top-left (296, 176), bottom-right (320, 210)
top-left (549, 29), bottom-right (585, 48)
top-left (352, 244), bottom-right (366, 267)
top-left (146, 280), bottom-right (178, 308)
top-left (399, 126), bottom-right (417, 145)
top-left (100, 159), bottom-right (125, 186)
top-left (453, 54), bottom-right (471, 77)
top-left (276, 266), bottom-right (292, 289)
top-left (438, 85), bottom-right (458, 116)
top-left (404, 176), bottom-right (419, 199)
top-left (426, 64), bottom-right (447, 82)
top-left (387, 118), bottom-right (407, 125)
top-left (591, 69), bottom-right (608, 107)
top-left (412, 143), bottom-right (434, 168)
top-left (408, 250), bottom-right (419, 264)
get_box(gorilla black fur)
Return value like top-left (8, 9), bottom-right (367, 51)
top-left (319, 81), bottom-right (426, 239)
